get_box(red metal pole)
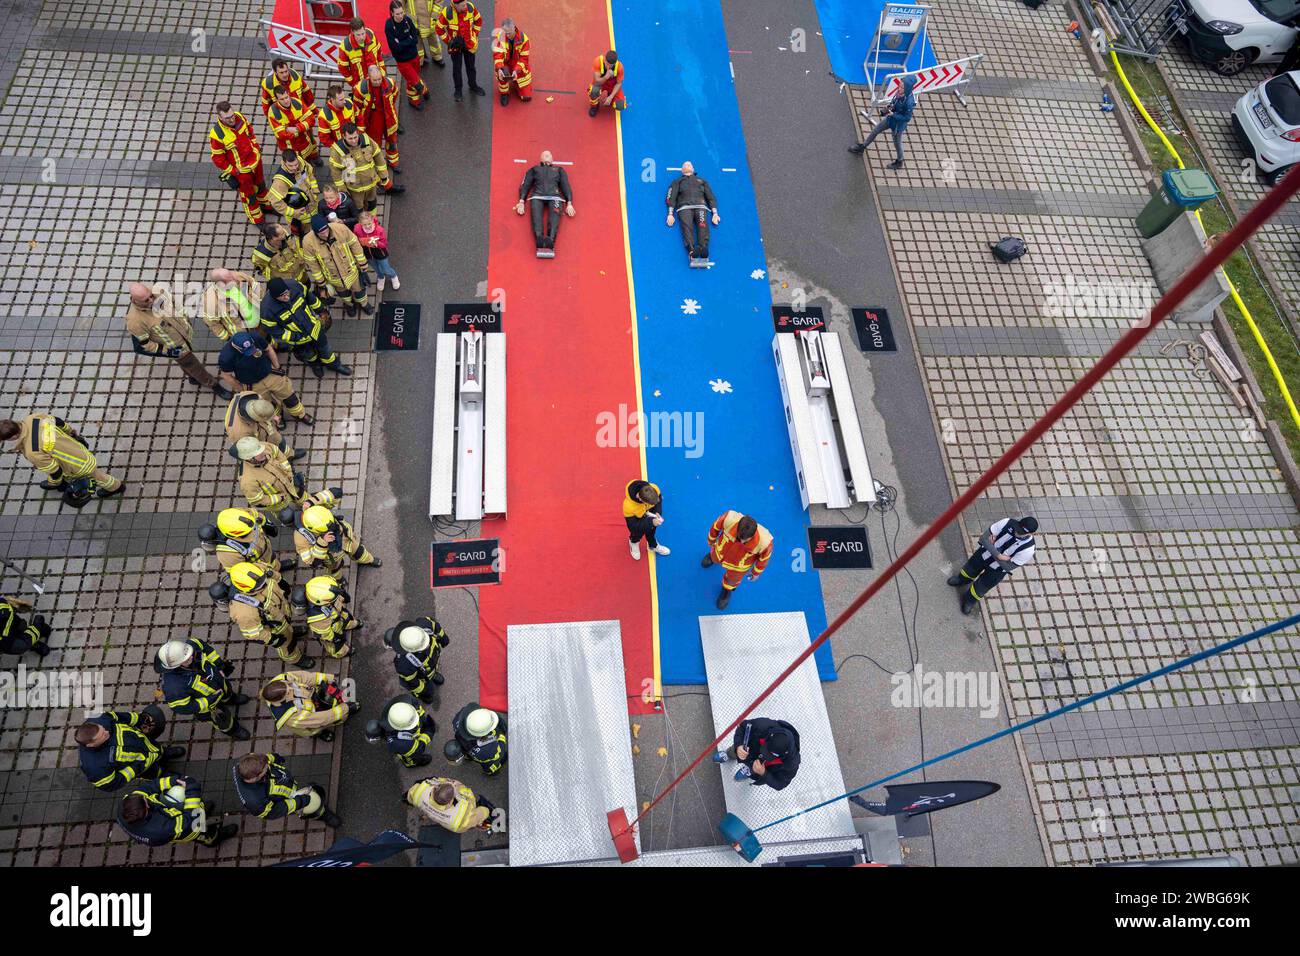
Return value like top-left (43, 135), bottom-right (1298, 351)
top-left (620, 168), bottom-right (1300, 839)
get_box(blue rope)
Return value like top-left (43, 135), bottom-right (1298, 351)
top-left (752, 610), bottom-right (1300, 835)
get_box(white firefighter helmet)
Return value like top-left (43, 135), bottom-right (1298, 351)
top-left (398, 625), bottom-right (430, 653)
top-left (466, 708), bottom-right (498, 738)
top-left (234, 436), bottom-right (264, 461)
top-left (387, 701), bottom-right (420, 732)
top-left (158, 640), bottom-right (195, 669)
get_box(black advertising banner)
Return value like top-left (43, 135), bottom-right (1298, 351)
top-left (443, 302), bottom-right (503, 333)
top-left (772, 304), bottom-right (827, 333)
top-left (807, 525), bottom-right (872, 569)
top-left (430, 538), bottom-right (501, 587)
top-left (852, 781), bottom-right (1001, 817)
top-left (374, 301), bottom-right (421, 351)
top-left (852, 306), bottom-right (897, 352)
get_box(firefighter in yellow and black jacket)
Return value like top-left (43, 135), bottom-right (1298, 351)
top-left (261, 276), bottom-right (350, 376)
top-left (234, 752), bottom-right (341, 827)
top-left (154, 637), bottom-right (252, 740)
top-left (385, 616), bottom-right (449, 704)
top-left (292, 503), bottom-right (380, 579)
top-left (74, 706), bottom-right (183, 791)
top-left (294, 575), bottom-right (360, 659)
top-left (116, 775), bottom-right (237, 848)
top-left (233, 435), bottom-right (306, 515)
top-left (0, 593), bottom-right (52, 658)
top-left (366, 694), bottom-right (437, 768)
top-left (226, 561), bottom-right (312, 666)
top-left (0, 414), bottom-right (124, 507)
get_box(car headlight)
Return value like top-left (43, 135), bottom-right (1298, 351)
top-left (1205, 20), bottom-right (1244, 34)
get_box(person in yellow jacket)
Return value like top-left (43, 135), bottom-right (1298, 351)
top-left (302, 213), bottom-right (371, 317)
top-left (250, 225), bottom-right (310, 285)
top-left (623, 478), bottom-right (670, 561)
top-left (264, 151), bottom-right (319, 236)
top-left (296, 575), bottom-right (360, 659)
top-left (124, 282), bottom-right (231, 399)
top-left (259, 670), bottom-right (356, 740)
top-left (227, 561), bottom-right (312, 666)
top-left (329, 123), bottom-right (401, 210)
top-left (201, 268), bottom-right (264, 343)
top-left (233, 435), bottom-right (306, 515)
top-left (702, 510), bottom-right (774, 610)
top-left (0, 414), bottom-right (124, 505)
top-left (411, 0), bottom-right (447, 68)
top-left (224, 394), bottom-right (302, 462)
top-left (406, 777), bottom-right (496, 834)
top-left (293, 503), bottom-right (381, 578)
top-left (436, 0), bottom-right (486, 101)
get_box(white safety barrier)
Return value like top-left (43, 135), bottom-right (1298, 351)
top-left (773, 330), bottom-right (876, 511)
top-left (428, 330), bottom-right (507, 520)
top-left (259, 19), bottom-right (342, 75)
top-left (871, 53), bottom-right (985, 108)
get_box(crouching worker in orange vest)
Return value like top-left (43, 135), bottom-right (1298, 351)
top-left (701, 511), bottom-right (773, 610)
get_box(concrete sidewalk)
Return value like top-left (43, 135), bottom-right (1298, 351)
top-left (844, 0), bottom-right (1300, 865)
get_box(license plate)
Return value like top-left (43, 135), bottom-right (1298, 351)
top-left (1254, 102), bottom-right (1274, 129)
top-left (1174, 18), bottom-right (1188, 34)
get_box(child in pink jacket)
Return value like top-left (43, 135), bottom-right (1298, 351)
top-left (354, 209), bottom-right (400, 291)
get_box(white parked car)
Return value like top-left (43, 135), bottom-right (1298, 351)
top-left (1175, 0), bottom-right (1300, 75)
top-left (1231, 69), bottom-right (1300, 183)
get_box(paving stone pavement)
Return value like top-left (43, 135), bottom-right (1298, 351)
top-left (0, 0), bottom-right (387, 866)
top-left (854, 0), bottom-right (1300, 865)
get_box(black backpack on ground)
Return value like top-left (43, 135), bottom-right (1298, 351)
top-left (990, 236), bottom-right (1028, 263)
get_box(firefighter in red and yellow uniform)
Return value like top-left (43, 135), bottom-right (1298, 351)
top-left (260, 59), bottom-right (316, 117)
top-left (316, 85), bottom-right (356, 151)
top-left (436, 0), bottom-right (485, 100)
top-left (588, 50), bottom-right (627, 116)
top-left (336, 17), bottom-right (383, 95)
top-left (210, 102), bottom-right (269, 225)
top-left (491, 20), bottom-right (532, 106)
top-left (267, 86), bottom-right (319, 165)
top-left (702, 511), bottom-right (773, 610)
top-left (357, 65), bottom-right (402, 170)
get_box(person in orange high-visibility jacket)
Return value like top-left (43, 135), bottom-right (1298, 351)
top-left (260, 59), bottom-right (316, 117)
top-left (210, 102), bottom-right (268, 225)
top-left (336, 17), bottom-right (383, 94)
top-left (266, 86), bottom-right (319, 164)
top-left (491, 20), bottom-right (532, 105)
top-left (588, 49), bottom-right (626, 116)
top-left (316, 85), bottom-right (356, 150)
top-left (436, 0), bottom-right (485, 100)
top-left (701, 511), bottom-right (773, 610)
top-left (357, 65), bottom-right (401, 169)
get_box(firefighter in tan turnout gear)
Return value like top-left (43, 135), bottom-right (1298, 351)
top-left (225, 394), bottom-right (303, 463)
top-left (201, 268), bottom-right (264, 343)
top-left (124, 282), bottom-right (232, 399)
top-left (302, 213), bottom-right (372, 317)
top-left (294, 575), bottom-right (361, 659)
top-left (259, 670), bottom-right (356, 740)
top-left (292, 503), bottom-right (381, 579)
top-left (226, 561), bottom-right (313, 667)
top-left (197, 507), bottom-right (296, 577)
top-left (329, 122), bottom-right (403, 210)
top-left (0, 414), bottom-right (124, 507)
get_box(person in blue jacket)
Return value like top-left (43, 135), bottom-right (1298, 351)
top-left (848, 75), bottom-right (916, 170)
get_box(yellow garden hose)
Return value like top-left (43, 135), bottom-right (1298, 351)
top-left (1110, 48), bottom-right (1300, 434)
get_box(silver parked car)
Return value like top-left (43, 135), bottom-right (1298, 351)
top-left (1232, 68), bottom-right (1300, 183)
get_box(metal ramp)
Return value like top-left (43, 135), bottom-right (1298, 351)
top-left (507, 620), bottom-right (639, 867)
top-left (700, 611), bottom-right (856, 844)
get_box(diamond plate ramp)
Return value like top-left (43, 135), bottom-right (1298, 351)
top-left (507, 620), bottom-right (640, 866)
top-left (700, 611), bottom-right (855, 844)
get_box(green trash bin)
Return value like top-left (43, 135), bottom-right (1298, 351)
top-left (1136, 169), bottom-right (1218, 238)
